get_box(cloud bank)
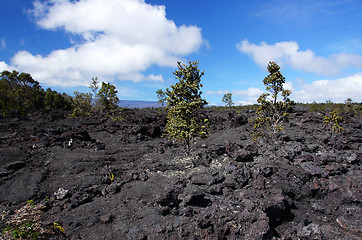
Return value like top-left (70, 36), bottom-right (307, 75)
top-left (209, 73), bottom-right (362, 105)
top-left (237, 39), bottom-right (362, 76)
top-left (293, 73), bottom-right (362, 103)
top-left (8, 0), bottom-right (204, 87)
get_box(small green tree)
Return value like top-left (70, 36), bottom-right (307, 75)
top-left (222, 92), bottom-right (234, 107)
top-left (156, 89), bottom-right (166, 107)
top-left (324, 110), bottom-right (344, 133)
top-left (164, 61), bottom-right (209, 153)
top-left (97, 82), bottom-right (122, 121)
top-left (71, 92), bottom-right (92, 117)
top-left (252, 62), bottom-right (294, 139)
top-left (90, 77), bottom-right (99, 97)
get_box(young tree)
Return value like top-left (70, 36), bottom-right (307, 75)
top-left (156, 89), bottom-right (166, 107)
top-left (98, 82), bottom-right (119, 112)
top-left (252, 62), bottom-right (294, 139)
top-left (164, 61), bottom-right (209, 153)
top-left (71, 92), bottom-right (93, 117)
top-left (324, 110), bottom-right (344, 133)
top-left (222, 92), bottom-right (234, 107)
top-left (97, 82), bottom-right (122, 121)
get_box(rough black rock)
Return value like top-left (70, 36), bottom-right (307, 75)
top-left (0, 108), bottom-right (361, 239)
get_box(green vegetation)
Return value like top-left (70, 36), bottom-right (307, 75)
top-left (97, 82), bottom-right (122, 121)
top-left (324, 110), bottom-right (344, 133)
top-left (0, 70), bottom-right (72, 117)
top-left (44, 88), bottom-right (72, 111)
top-left (252, 62), bottom-right (294, 139)
top-left (305, 100), bottom-right (361, 115)
top-left (0, 70), bottom-right (44, 116)
top-left (71, 91), bottom-right (93, 118)
top-left (108, 172), bottom-right (115, 182)
top-left (156, 89), bottom-right (167, 107)
top-left (222, 92), bottom-right (234, 107)
top-left (72, 77), bottom-right (122, 121)
top-left (0, 70), bottom-right (123, 120)
top-left (163, 61), bottom-right (209, 152)
top-left (1, 201), bottom-right (64, 240)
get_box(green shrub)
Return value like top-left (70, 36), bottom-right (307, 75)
top-left (252, 62), bottom-right (294, 139)
top-left (163, 61), bottom-right (209, 153)
top-left (222, 92), bottom-right (234, 107)
top-left (324, 110), bottom-right (344, 133)
top-left (44, 88), bottom-right (72, 110)
top-left (71, 91), bottom-right (93, 117)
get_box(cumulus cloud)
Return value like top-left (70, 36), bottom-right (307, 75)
top-left (207, 87), bottom-right (263, 98)
top-left (206, 90), bottom-right (228, 95)
top-left (9, 0), bottom-right (204, 87)
top-left (206, 74), bottom-right (362, 105)
top-left (233, 87), bottom-right (264, 98)
top-left (293, 73), bottom-right (362, 103)
top-left (206, 87), bottom-right (264, 106)
top-left (0, 61), bottom-right (12, 71)
top-left (237, 39), bottom-right (362, 76)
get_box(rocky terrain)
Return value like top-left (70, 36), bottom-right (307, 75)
top-left (0, 107), bottom-right (360, 239)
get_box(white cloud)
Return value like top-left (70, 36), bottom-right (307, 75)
top-left (0, 61), bottom-right (12, 71)
top-left (207, 73), bottom-right (362, 105)
top-left (9, 0), bottom-right (204, 87)
top-left (206, 90), bottom-right (228, 95)
top-left (233, 87), bottom-right (264, 98)
top-left (207, 87), bottom-right (264, 106)
top-left (237, 39), bottom-right (362, 76)
top-left (207, 87), bottom-right (263, 98)
top-left (293, 73), bottom-right (362, 103)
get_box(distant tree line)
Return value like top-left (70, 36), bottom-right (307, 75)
top-left (0, 70), bottom-right (72, 116)
top-left (0, 70), bottom-right (122, 120)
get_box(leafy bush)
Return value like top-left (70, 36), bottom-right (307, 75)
top-left (252, 62), bottom-right (294, 139)
top-left (44, 88), bottom-right (72, 111)
top-left (163, 61), bottom-right (209, 152)
top-left (324, 110), bottom-right (344, 133)
top-left (91, 78), bottom-right (122, 121)
top-left (222, 92), bottom-right (234, 107)
top-left (71, 91), bottom-right (93, 117)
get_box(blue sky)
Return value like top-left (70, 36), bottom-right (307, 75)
top-left (1, 0), bottom-right (362, 105)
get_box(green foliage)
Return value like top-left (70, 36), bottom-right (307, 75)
top-left (164, 61), bottom-right (209, 152)
top-left (0, 70), bottom-right (45, 116)
top-left (0, 70), bottom-right (74, 116)
top-left (97, 82), bottom-right (120, 112)
top-left (52, 223), bottom-right (64, 233)
top-left (108, 172), bottom-right (115, 182)
top-left (86, 77), bottom-right (123, 121)
top-left (324, 110), bottom-right (344, 133)
top-left (71, 91), bottom-right (93, 117)
top-left (306, 99), bottom-right (361, 116)
top-left (97, 82), bottom-right (122, 121)
top-left (1, 201), bottom-right (62, 239)
top-left (156, 89), bottom-right (166, 107)
top-left (222, 92), bottom-right (234, 107)
top-left (252, 62), bottom-right (294, 139)
top-left (44, 88), bottom-right (72, 110)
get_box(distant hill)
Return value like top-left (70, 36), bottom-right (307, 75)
top-left (118, 100), bottom-right (162, 108)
